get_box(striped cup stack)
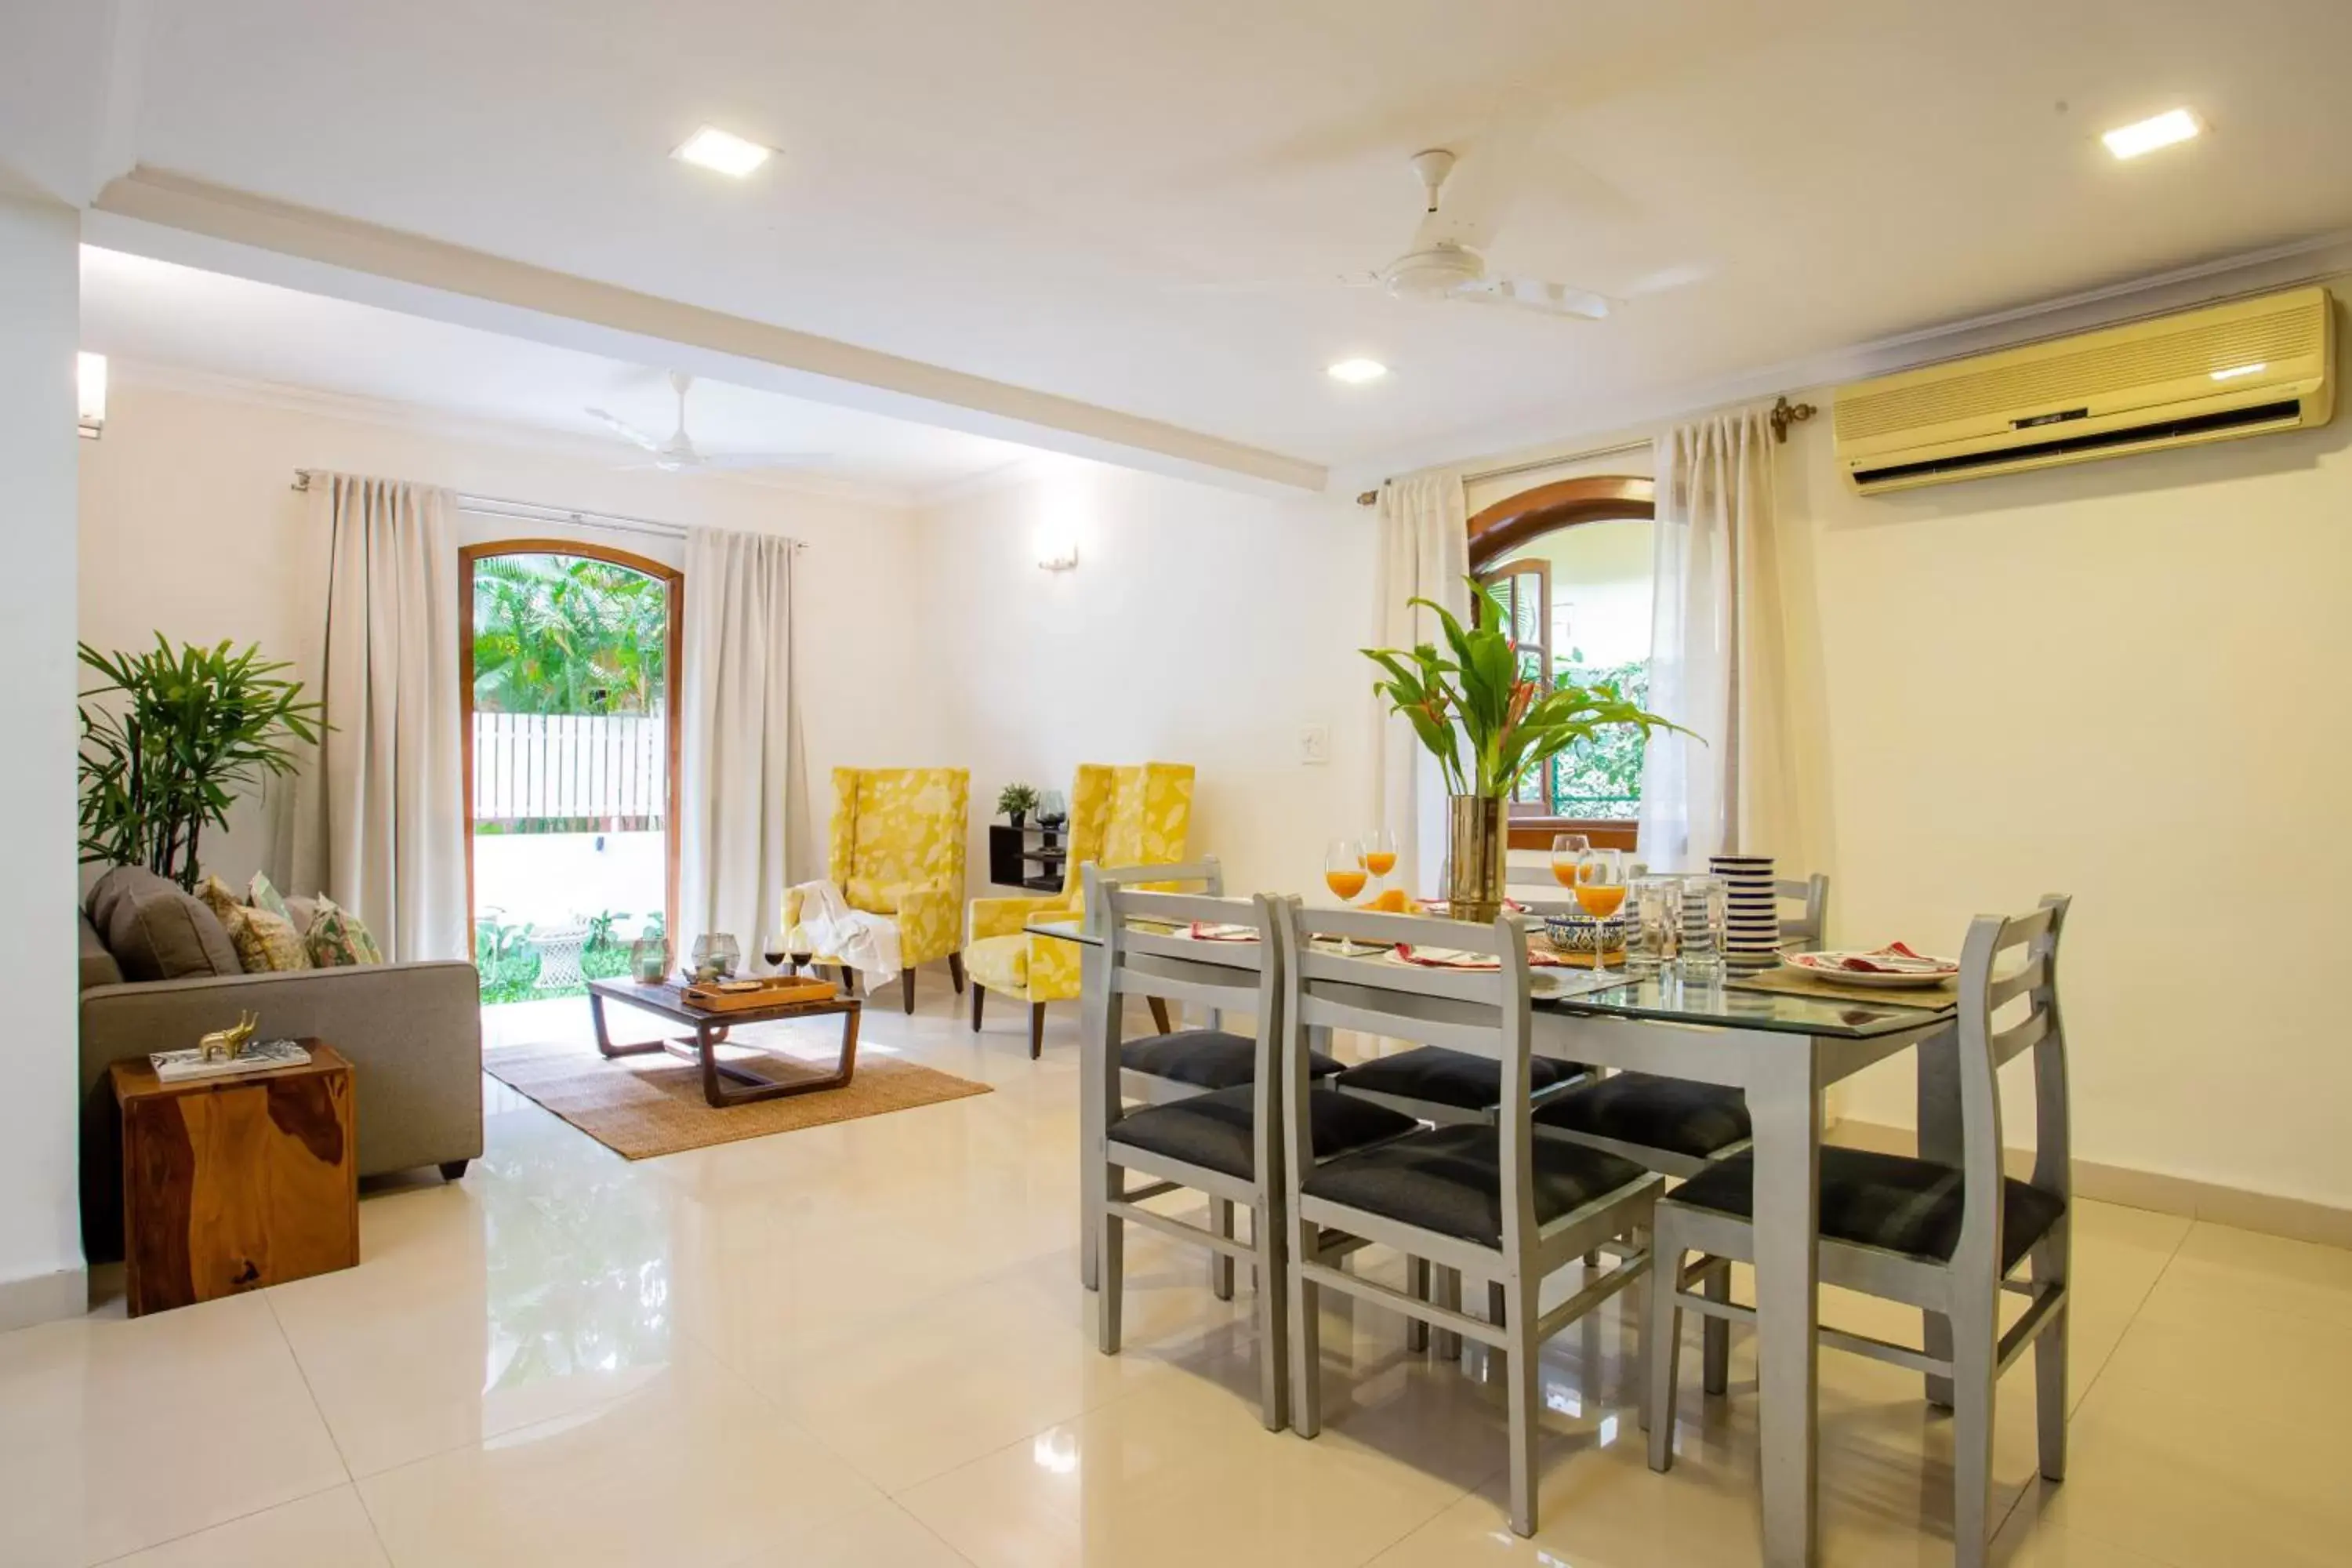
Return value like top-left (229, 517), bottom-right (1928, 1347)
top-left (1709, 855), bottom-right (1782, 974)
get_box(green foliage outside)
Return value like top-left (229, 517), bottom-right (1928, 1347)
top-left (1548, 657), bottom-right (1650, 818)
top-left (476, 909), bottom-right (662, 1004)
top-left (472, 554), bottom-right (669, 715)
top-left (77, 638), bottom-right (324, 891)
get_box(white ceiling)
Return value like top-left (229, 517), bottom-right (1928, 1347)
top-left (77, 247), bottom-right (1033, 495)
top-left (26, 1), bottom-right (2352, 476)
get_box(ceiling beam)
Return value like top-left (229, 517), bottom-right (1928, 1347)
top-left (90, 165), bottom-right (1329, 497)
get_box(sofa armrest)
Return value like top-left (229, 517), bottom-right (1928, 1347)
top-left (968, 892), bottom-right (1071, 942)
top-left (78, 961), bottom-right (485, 1261)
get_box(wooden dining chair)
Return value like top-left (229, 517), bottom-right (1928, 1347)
top-left (1273, 901), bottom-right (1663, 1536)
top-left (1092, 887), bottom-right (1418, 1429)
top-left (1645, 895), bottom-right (2073, 1568)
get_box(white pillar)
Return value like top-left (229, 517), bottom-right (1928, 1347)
top-left (0, 190), bottom-right (84, 1328)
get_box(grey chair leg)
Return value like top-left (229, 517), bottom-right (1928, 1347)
top-left (1951, 1296), bottom-right (1999, 1568)
top-left (2032, 1229), bottom-right (2071, 1482)
top-left (1287, 1218), bottom-right (1322, 1439)
top-left (1255, 1200), bottom-right (1290, 1432)
top-left (1646, 1225), bottom-right (1682, 1468)
top-left (1432, 1265), bottom-right (1462, 1361)
top-left (1701, 1259), bottom-right (1731, 1396)
top-left (1210, 1198), bottom-right (1236, 1301)
top-left (1406, 1256), bottom-right (1430, 1352)
top-left (1096, 1180), bottom-right (1124, 1356)
top-left (1504, 1274), bottom-right (1542, 1537)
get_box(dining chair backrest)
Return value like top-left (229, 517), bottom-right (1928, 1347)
top-left (1776, 873), bottom-right (1831, 946)
top-left (1953, 895), bottom-right (2072, 1284)
top-left (1271, 902), bottom-right (1541, 1259)
top-left (1098, 880), bottom-right (1283, 1179)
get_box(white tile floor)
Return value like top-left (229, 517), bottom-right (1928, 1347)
top-left (7, 985), bottom-right (2347, 1566)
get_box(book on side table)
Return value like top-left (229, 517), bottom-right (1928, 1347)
top-left (149, 1036), bottom-right (314, 1083)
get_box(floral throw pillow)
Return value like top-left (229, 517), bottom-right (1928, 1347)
top-left (246, 871), bottom-right (293, 923)
top-left (195, 873), bottom-right (245, 926)
top-left (226, 902), bottom-right (313, 972)
top-left (305, 898), bottom-right (385, 967)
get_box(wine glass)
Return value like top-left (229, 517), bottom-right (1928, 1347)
top-left (1324, 837), bottom-right (1370, 954)
top-left (1550, 832), bottom-right (1592, 889)
top-left (787, 924), bottom-right (815, 976)
top-left (763, 930), bottom-right (789, 975)
top-left (1574, 848), bottom-right (1628, 978)
top-left (1360, 827), bottom-right (1398, 902)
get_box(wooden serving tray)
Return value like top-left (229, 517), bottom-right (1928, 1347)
top-left (681, 975), bottom-right (841, 1012)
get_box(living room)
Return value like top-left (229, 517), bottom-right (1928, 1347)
top-left (9, 5), bottom-right (2352, 1566)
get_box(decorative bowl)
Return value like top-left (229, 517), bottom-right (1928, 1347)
top-left (1542, 913), bottom-right (1638, 954)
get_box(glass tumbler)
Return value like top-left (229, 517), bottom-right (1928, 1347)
top-left (1627, 876), bottom-right (1683, 978)
top-left (1677, 875), bottom-right (1730, 985)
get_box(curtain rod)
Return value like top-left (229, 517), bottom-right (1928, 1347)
top-left (1353, 394), bottom-right (1816, 505)
top-left (289, 470), bottom-right (805, 550)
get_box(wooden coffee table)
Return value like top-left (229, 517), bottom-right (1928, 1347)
top-left (586, 978), bottom-right (862, 1108)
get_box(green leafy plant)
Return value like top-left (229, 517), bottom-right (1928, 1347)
top-left (1362, 580), bottom-right (1689, 800)
top-left (472, 554), bottom-right (670, 716)
top-left (78, 637), bottom-right (325, 891)
top-left (996, 782), bottom-right (1040, 819)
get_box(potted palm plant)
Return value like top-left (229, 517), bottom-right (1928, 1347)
top-left (78, 637), bottom-right (325, 891)
top-left (1363, 582), bottom-right (1686, 923)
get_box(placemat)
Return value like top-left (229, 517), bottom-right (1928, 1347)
top-left (1728, 964), bottom-right (1959, 1010)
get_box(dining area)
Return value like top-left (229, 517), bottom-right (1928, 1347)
top-left (1029, 826), bottom-right (2072, 1568)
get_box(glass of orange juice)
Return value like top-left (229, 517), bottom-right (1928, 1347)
top-left (1361, 827), bottom-right (1398, 882)
top-left (1574, 848), bottom-right (1628, 978)
top-left (1550, 832), bottom-right (1591, 888)
top-left (1324, 838), bottom-right (1371, 954)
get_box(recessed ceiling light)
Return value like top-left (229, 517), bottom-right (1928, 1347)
top-left (2101, 108), bottom-right (2199, 160)
top-left (1327, 358), bottom-right (1388, 384)
top-left (673, 125), bottom-right (773, 178)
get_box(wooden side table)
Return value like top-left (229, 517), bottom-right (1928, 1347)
top-left (111, 1040), bottom-right (358, 1317)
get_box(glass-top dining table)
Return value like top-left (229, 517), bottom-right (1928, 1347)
top-left (1029, 915), bottom-right (1960, 1568)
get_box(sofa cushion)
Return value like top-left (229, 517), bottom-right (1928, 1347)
top-left (224, 902), bottom-right (314, 973)
top-left (306, 898), bottom-right (385, 967)
top-left (246, 870), bottom-right (293, 922)
top-left (93, 866), bottom-right (241, 981)
top-left (282, 893), bottom-right (321, 935)
top-left (78, 912), bottom-right (125, 990)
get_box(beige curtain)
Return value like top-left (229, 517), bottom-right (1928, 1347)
top-left (677, 525), bottom-right (803, 961)
top-left (278, 474), bottom-right (467, 960)
top-left (1371, 469), bottom-right (1472, 892)
top-left (1635, 409), bottom-right (1797, 870)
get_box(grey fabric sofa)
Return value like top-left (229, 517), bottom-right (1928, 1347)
top-left (78, 909), bottom-right (485, 1261)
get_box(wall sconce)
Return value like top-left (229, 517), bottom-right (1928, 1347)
top-left (1036, 532), bottom-right (1080, 572)
top-left (78, 352), bottom-right (107, 440)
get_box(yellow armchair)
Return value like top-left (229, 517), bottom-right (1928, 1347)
top-left (784, 766), bottom-right (968, 1013)
top-left (965, 762), bottom-right (1193, 1057)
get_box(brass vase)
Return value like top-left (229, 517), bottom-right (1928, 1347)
top-left (1445, 793), bottom-right (1508, 924)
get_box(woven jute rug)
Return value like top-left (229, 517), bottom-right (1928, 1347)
top-left (484, 1036), bottom-right (993, 1160)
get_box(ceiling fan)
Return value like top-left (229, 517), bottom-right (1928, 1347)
top-left (1371, 147), bottom-right (1613, 320)
top-left (585, 371), bottom-right (830, 471)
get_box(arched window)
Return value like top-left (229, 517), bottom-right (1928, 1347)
top-left (1466, 476), bottom-right (1654, 851)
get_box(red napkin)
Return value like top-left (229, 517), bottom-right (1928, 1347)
top-left (1392, 942), bottom-right (1571, 970)
top-left (1185, 920), bottom-right (1260, 942)
top-left (1821, 942), bottom-right (1955, 975)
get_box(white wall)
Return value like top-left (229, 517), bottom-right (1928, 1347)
top-left (78, 373), bottom-right (941, 891)
top-left (1771, 285), bottom-right (2352, 1210)
top-left (915, 458), bottom-right (1374, 902)
top-left (0, 194), bottom-right (85, 1327)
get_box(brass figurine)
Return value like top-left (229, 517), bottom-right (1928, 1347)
top-left (198, 1011), bottom-right (260, 1063)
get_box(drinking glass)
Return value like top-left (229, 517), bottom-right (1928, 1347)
top-left (1360, 827), bottom-right (1399, 883)
top-left (787, 924), bottom-right (815, 975)
top-left (763, 931), bottom-right (789, 974)
top-left (690, 931), bottom-right (739, 981)
top-left (1549, 832), bottom-right (1592, 888)
top-left (1678, 874), bottom-right (1730, 985)
top-left (1324, 838), bottom-right (1371, 954)
top-left (1574, 848), bottom-right (1628, 978)
top-left (1627, 875), bottom-right (1683, 978)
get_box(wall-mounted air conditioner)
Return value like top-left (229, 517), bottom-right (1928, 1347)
top-left (1834, 285), bottom-right (2335, 494)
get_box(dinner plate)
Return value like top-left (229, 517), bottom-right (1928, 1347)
top-left (1785, 949), bottom-right (1958, 989)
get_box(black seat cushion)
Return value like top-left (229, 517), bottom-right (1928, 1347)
top-left (1331, 1046), bottom-right (1585, 1112)
top-left (1668, 1147), bottom-right (2067, 1272)
top-left (1301, 1123), bottom-right (1651, 1247)
top-left (1119, 1029), bottom-right (1341, 1091)
top-left (1535, 1073), bottom-right (1751, 1160)
top-left (1108, 1087), bottom-right (1418, 1182)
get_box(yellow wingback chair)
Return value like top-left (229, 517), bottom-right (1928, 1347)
top-left (966, 762), bottom-right (1193, 1057)
top-left (784, 767), bottom-right (969, 1014)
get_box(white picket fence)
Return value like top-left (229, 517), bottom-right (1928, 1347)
top-left (472, 713), bottom-right (666, 825)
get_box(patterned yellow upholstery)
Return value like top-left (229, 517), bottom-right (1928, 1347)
top-left (965, 762), bottom-right (1193, 1006)
top-left (785, 767), bottom-right (969, 969)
